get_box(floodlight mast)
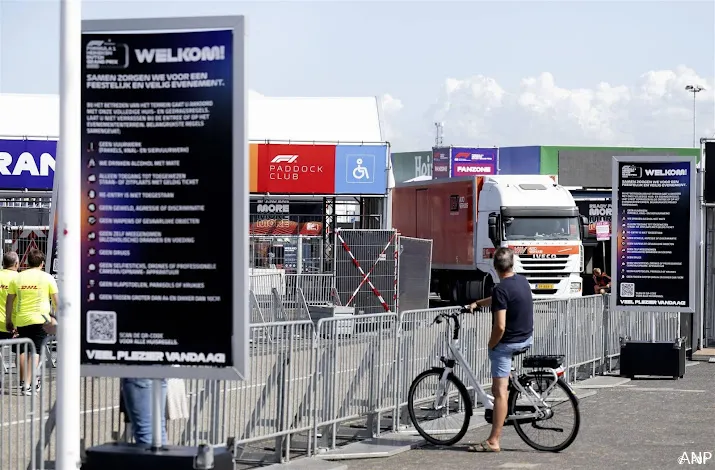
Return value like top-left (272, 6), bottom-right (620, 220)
top-left (685, 84), bottom-right (705, 147)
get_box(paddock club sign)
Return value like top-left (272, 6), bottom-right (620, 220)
top-left (253, 142), bottom-right (389, 195)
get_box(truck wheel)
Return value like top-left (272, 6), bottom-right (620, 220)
top-left (451, 281), bottom-right (466, 305)
top-left (483, 275), bottom-right (495, 298)
top-left (439, 282), bottom-right (451, 301)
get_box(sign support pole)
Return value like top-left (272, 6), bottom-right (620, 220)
top-left (57, 0), bottom-right (82, 469)
top-left (698, 138), bottom-right (706, 351)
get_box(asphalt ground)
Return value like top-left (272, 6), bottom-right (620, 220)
top-left (342, 361), bottom-right (715, 470)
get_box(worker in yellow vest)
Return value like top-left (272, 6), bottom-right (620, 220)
top-left (5, 249), bottom-right (59, 396)
top-left (0, 251), bottom-right (19, 341)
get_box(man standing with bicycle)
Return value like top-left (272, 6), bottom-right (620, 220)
top-left (468, 247), bottom-right (534, 452)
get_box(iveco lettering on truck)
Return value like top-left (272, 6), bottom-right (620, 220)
top-left (392, 175), bottom-right (592, 302)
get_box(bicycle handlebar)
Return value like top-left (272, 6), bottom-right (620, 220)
top-left (431, 306), bottom-right (473, 339)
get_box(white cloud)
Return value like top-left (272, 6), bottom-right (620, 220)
top-left (384, 65), bottom-right (715, 151)
top-left (380, 93), bottom-right (404, 114)
top-left (378, 93), bottom-right (404, 145)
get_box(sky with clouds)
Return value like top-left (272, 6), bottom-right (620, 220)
top-left (0, 0), bottom-right (713, 152)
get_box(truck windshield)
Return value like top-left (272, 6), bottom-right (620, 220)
top-left (503, 216), bottom-right (580, 241)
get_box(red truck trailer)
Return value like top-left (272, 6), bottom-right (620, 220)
top-left (393, 175), bottom-right (589, 303)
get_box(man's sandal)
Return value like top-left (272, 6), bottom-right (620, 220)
top-left (468, 440), bottom-right (501, 452)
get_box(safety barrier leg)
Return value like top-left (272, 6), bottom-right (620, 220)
top-left (391, 317), bottom-right (402, 433)
top-left (365, 335), bottom-right (380, 438)
top-left (272, 288), bottom-right (288, 322)
top-left (273, 341), bottom-right (291, 463)
top-left (396, 330), bottom-right (413, 428)
top-left (564, 299), bottom-right (573, 382)
top-left (317, 329), bottom-right (338, 451)
top-left (600, 293), bottom-right (610, 374)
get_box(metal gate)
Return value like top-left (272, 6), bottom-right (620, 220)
top-left (1, 225), bottom-right (50, 270)
top-left (396, 236), bottom-right (432, 312)
top-left (334, 229), bottom-right (398, 314)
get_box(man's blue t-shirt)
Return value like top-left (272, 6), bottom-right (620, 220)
top-left (491, 274), bottom-right (534, 344)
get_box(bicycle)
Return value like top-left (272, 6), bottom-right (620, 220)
top-left (406, 308), bottom-right (581, 452)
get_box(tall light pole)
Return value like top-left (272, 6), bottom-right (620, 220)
top-left (685, 84), bottom-right (704, 147)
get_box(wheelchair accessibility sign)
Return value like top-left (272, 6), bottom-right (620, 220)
top-left (346, 154), bottom-right (374, 183)
top-left (334, 144), bottom-right (387, 194)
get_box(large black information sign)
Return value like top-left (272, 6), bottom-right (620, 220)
top-left (611, 156), bottom-right (696, 312)
top-left (80, 17), bottom-right (247, 380)
top-left (704, 140), bottom-right (715, 203)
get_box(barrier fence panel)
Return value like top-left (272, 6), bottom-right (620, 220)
top-left (250, 273), bottom-right (283, 321)
top-left (395, 236), bottom-right (432, 313)
top-left (284, 274), bottom-right (334, 305)
top-left (566, 295), bottom-right (603, 379)
top-left (1, 226), bottom-right (50, 271)
top-left (334, 229), bottom-right (398, 314)
top-left (604, 300), bottom-right (682, 369)
top-left (0, 338), bottom-right (38, 470)
top-left (166, 321), bottom-right (316, 463)
top-left (249, 273), bottom-right (336, 323)
top-left (313, 313), bottom-right (398, 451)
top-left (5, 293), bottom-right (689, 467)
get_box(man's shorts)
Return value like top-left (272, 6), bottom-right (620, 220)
top-left (489, 337), bottom-right (534, 378)
top-left (0, 331), bottom-right (13, 341)
top-left (16, 323), bottom-right (47, 355)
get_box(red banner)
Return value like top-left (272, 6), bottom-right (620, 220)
top-left (250, 220), bottom-right (323, 236)
top-left (256, 144), bottom-right (336, 193)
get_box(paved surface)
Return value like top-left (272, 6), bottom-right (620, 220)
top-left (339, 362), bottom-right (715, 470)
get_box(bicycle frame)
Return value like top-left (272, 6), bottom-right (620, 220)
top-left (436, 318), bottom-right (564, 421)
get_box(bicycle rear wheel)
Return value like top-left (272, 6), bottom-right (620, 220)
top-left (509, 374), bottom-right (580, 452)
top-left (407, 369), bottom-right (472, 446)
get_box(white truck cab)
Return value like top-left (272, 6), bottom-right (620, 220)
top-left (478, 175), bottom-right (588, 299)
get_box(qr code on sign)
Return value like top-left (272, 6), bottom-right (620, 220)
top-left (620, 282), bottom-right (635, 298)
top-left (87, 310), bottom-right (117, 344)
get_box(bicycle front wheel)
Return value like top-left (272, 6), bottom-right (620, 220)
top-left (510, 375), bottom-right (580, 452)
top-left (407, 368), bottom-right (472, 446)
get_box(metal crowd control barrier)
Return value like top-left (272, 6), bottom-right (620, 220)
top-left (0, 339), bottom-right (38, 470)
top-left (249, 273), bottom-right (338, 323)
top-left (1, 294), bottom-right (685, 467)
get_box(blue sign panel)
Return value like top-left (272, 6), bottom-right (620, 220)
top-left (497, 146), bottom-right (541, 175)
top-left (334, 144), bottom-right (388, 194)
top-left (0, 139), bottom-right (57, 190)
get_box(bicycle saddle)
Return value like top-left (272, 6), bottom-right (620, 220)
top-left (512, 347), bottom-right (531, 356)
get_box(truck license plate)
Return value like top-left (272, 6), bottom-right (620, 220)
top-left (536, 283), bottom-right (555, 290)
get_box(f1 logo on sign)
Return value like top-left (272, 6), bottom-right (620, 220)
top-left (257, 144), bottom-right (336, 194)
top-left (271, 155), bottom-right (298, 164)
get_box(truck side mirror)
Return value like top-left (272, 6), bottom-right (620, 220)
top-left (580, 215), bottom-right (593, 239)
top-left (488, 213), bottom-right (499, 245)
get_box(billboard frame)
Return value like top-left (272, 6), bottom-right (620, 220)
top-left (610, 154), bottom-right (696, 314)
top-left (80, 15), bottom-right (248, 381)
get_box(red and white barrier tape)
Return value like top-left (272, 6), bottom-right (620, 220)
top-left (337, 229), bottom-right (396, 311)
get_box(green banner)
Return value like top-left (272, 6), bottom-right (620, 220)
top-left (391, 151), bottom-right (432, 183)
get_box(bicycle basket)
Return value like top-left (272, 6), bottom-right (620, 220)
top-left (522, 354), bottom-right (565, 369)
